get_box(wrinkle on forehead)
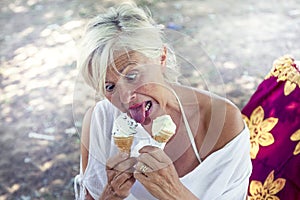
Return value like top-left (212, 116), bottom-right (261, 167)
top-left (107, 50), bottom-right (151, 78)
top-left (112, 50), bottom-right (138, 74)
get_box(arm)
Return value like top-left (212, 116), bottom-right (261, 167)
top-left (134, 146), bottom-right (199, 200)
top-left (100, 153), bottom-right (136, 200)
top-left (81, 107), bottom-right (115, 200)
top-left (81, 107), bottom-right (94, 174)
top-left (80, 107), bottom-right (95, 200)
top-left (81, 106), bottom-right (136, 200)
top-left (133, 101), bottom-right (249, 200)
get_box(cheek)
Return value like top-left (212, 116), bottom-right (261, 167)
top-left (136, 84), bottom-right (167, 106)
top-left (135, 83), bottom-right (155, 94)
top-left (106, 92), bottom-right (125, 111)
top-left (110, 93), bottom-right (119, 104)
top-left (105, 93), bottom-right (112, 101)
top-left (136, 83), bottom-right (165, 97)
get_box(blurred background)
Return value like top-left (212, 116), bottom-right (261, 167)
top-left (0, 0), bottom-right (299, 199)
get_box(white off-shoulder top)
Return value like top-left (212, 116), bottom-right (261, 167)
top-left (74, 99), bottom-right (252, 200)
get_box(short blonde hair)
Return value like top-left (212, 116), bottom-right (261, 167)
top-left (77, 2), bottom-right (178, 98)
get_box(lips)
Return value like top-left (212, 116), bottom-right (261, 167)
top-left (129, 101), bottom-right (152, 124)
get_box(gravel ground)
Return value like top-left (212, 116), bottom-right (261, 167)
top-left (0, 0), bottom-right (299, 199)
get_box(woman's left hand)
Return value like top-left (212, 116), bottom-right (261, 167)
top-left (133, 146), bottom-right (189, 200)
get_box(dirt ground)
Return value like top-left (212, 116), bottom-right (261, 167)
top-left (0, 0), bottom-right (299, 199)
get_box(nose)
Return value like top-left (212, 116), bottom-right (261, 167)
top-left (118, 87), bottom-right (136, 104)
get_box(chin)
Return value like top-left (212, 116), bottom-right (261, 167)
top-left (142, 117), bottom-right (152, 126)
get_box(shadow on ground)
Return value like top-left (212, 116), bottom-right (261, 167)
top-left (0, 0), bottom-right (299, 199)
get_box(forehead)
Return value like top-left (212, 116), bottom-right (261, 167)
top-left (106, 51), bottom-right (150, 77)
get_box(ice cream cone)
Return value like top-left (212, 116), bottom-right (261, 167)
top-left (153, 130), bottom-right (174, 143)
top-left (112, 113), bottom-right (137, 153)
top-left (152, 115), bottom-right (176, 145)
top-left (113, 135), bottom-right (134, 153)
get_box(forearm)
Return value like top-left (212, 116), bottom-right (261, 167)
top-left (153, 180), bottom-right (199, 200)
top-left (169, 183), bottom-right (199, 200)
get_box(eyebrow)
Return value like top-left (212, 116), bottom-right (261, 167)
top-left (117, 61), bottom-right (138, 74)
top-left (105, 61), bottom-right (138, 83)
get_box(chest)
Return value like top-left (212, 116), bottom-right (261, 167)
top-left (164, 125), bottom-right (204, 177)
top-left (173, 146), bottom-right (200, 177)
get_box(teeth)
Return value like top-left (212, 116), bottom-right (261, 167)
top-left (145, 101), bottom-right (151, 111)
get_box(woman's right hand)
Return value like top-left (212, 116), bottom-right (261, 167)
top-left (101, 153), bottom-right (136, 200)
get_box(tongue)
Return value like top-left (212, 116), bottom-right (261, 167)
top-left (129, 102), bottom-right (146, 124)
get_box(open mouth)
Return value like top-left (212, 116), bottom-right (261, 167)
top-left (145, 100), bottom-right (152, 112)
top-left (129, 100), bottom-right (153, 124)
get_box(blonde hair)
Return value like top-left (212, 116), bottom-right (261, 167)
top-left (77, 2), bottom-right (178, 99)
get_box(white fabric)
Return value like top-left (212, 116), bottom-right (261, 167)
top-left (74, 99), bottom-right (252, 200)
top-left (170, 87), bottom-right (202, 163)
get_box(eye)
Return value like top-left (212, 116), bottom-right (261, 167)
top-left (105, 83), bottom-right (115, 92)
top-left (125, 71), bottom-right (138, 81)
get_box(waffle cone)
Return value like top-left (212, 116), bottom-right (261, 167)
top-left (153, 130), bottom-right (175, 143)
top-left (113, 135), bottom-right (134, 153)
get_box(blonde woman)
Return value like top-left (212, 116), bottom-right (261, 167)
top-left (74, 2), bottom-right (252, 200)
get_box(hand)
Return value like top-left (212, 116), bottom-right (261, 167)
top-left (102, 153), bottom-right (136, 199)
top-left (133, 146), bottom-right (188, 200)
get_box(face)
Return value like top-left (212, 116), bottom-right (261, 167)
top-left (104, 51), bottom-right (170, 125)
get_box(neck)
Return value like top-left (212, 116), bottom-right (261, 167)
top-left (163, 84), bottom-right (183, 127)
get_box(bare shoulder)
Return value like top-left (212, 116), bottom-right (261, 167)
top-left (222, 101), bottom-right (244, 141)
top-left (198, 92), bottom-right (245, 158)
top-left (212, 99), bottom-right (245, 152)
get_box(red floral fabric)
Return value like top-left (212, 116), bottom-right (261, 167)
top-left (241, 55), bottom-right (300, 199)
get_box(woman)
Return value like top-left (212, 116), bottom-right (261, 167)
top-left (74, 2), bottom-right (252, 200)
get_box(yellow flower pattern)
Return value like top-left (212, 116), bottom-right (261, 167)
top-left (265, 55), bottom-right (300, 96)
top-left (244, 56), bottom-right (299, 199)
top-left (290, 129), bottom-right (300, 155)
top-left (248, 170), bottom-right (286, 200)
top-left (242, 106), bottom-right (278, 159)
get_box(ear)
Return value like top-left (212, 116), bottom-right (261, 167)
top-left (160, 46), bottom-right (167, 70)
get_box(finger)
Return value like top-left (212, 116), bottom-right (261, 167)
top-left (138, 152), bottom-right (168, 170)
top-left (119, 175), bottom-right (136, 191)
top-left (107, 168), bottom-right (128, 184)
top-left (135, 161), bottom-right (152, 173)
top-left (107, 157), bottom-right (136, 183)
top-left (115, 176), bottom-right (136, 198)
top-left (139, 146), bottom-right (172, 164)
top-left (134, 169), bottom-right (172, 199)
top-left (134, 170), bottom-right (148, 182)
top-left (106, 152), bottom-right (130, 169)
top-left (107, 169), bottom-right (117, 183)
top-left (114, 157), bottom-right (137, 173)
top-left (133, 170), bottom-right (165, 195)
top-left (138, 145), bottom-right (160, 153)
top-left (111, 173), bottom-right (135, 193)
top-left (111, 172), bottom-right (133, 186)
